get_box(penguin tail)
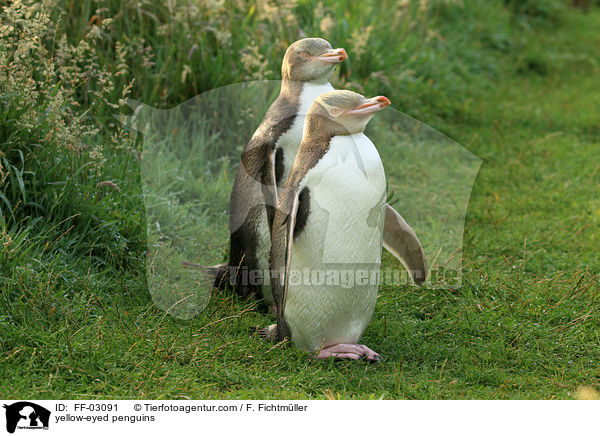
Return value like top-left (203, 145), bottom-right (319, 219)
top-left (181, 261), bottom-right (230, 290)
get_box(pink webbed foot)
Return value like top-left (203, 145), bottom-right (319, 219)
top-left (316, 344), bottom-right (382, 362)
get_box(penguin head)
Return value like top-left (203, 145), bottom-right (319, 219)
top-left (307, 90), bottom-right (391, 135)
top-left (282, 38), bottom-right (347, 84)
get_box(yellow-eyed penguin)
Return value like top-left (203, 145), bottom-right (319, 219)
top-left (268, 90), bottom-right (408, 361)
top-left (228, 38), bottom-right (347, 303)
top-left (226, 40), bottom-right (426, 312)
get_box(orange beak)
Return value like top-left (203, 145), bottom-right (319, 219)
top-left (315, 48), bottom-right (348, 63)
top-left (349, 96), bottom-right (391, 115)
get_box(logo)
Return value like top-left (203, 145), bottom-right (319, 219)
top-left (3, 402), bottom-right (50, 434)
top-left (119, 81), bottom-right (482, 319)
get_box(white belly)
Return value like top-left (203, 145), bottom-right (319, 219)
top-left (284, 134), bottom-right (387, 352)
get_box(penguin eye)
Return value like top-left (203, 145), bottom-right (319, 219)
top-left (300, 51), bottom-right (310, 60)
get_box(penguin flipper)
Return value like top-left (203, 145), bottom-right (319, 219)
top-left (270, 188), bottom-right (300, 341)
top-left (382, 203), bottom-right (428, 285)
top-left (262, 149), bottom-right (279, 231)
top-left (270, 150), bottom-right (279, 207)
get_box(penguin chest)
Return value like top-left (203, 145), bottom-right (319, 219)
top-left (296, 134), bottom-right (387, 265)
top-left (274, 82), bottom-right (334, 187)
top-left (284, 134), bottom-right (387, 352)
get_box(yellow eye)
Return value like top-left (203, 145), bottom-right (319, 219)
top-left (301, 52), bottom-right (310, 60)
top-left (330, 108), bottom-right (341, 116)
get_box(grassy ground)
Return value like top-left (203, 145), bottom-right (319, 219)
top-left (1, 0), bottom-right (599, 399)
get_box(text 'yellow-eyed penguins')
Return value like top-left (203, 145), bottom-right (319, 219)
top-left (267, 90), bottom-right (397, 361)
top-left (228, 38), bottom-right (347, 304)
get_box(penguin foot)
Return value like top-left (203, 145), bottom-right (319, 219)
top-left (257, 324), bottom-right (278, 342)
top-left (316, 344), bottom-right (382, 362)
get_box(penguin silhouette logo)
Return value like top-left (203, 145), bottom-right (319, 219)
top-left (118, 80), bottom-right (482, 319)
top-left (2, 402), bottom-right (50, 433)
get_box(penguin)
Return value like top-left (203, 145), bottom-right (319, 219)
top-left (222, 39), bottom-right (426, 312)
top-left (267, 90), bottom-right (421, 361)
top-left (228, 38), bottom-right (347, 304)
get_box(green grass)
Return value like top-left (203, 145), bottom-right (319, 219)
top-left (1, 0), bottom-right (599, 399)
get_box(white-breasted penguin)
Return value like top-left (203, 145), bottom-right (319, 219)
top-left (268, 90), bottom-right (419, 361)
top-left (225, 40), bottom-right (426, 312)
top-left (228, 38), bottom-right (347, 304)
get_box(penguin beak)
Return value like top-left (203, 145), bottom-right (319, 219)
top-left (315, 48), bottom-right (347, 63)
top-left (348, 96), bottom-right (391, 115)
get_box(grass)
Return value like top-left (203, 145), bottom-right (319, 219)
top-left (1, 0), bottom-right (599, 399)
